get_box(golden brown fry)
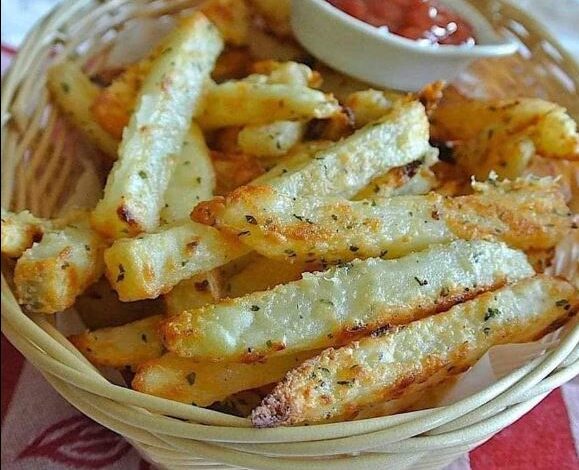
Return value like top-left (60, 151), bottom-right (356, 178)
top-left (238, 120), bottom-right (305, 158)
top-left (132, 350), bottom-right (317, 406)
top-left (197, 81), bottom-right (340, 130)
top-left (48, 60), bottom-right (119, 158)
top-left (14, 220), bottom-right (105, 314)
top-left (70, 315), bottom-right (164, 369)
top-left (225, 255), bottom-right (319, 298)
top-left (431, 98), bottom-right (579, 179)
top-left (165, 270), bottom-right (223, 316)
top-left (251, 275), bottom-right (578, 426)
top-left (91, 60), bottom-right (148, 140)
top-left (1, 209), bottom-right (48, 258)
top-left (91, 14), bottom-right (224, 239)
top-left (161, 240), bottom-right (534, 362)
top-left (104, 221), bottom-right (249, 301)
top-left (193, 177), bottom-right (571, 263)
top-left (244, 101), bottom-right (436, 199)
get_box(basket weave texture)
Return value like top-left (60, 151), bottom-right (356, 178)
top-left (1, 1), bottom-right (578, 469)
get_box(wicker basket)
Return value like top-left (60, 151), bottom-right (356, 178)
top-left (1, 0), bottom-right (578, 469)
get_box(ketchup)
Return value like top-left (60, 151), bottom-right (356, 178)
top-left (328, 0), bottom-right (476, 46)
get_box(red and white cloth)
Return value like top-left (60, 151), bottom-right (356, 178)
top-left (2, 0), bottom-right (579, 467)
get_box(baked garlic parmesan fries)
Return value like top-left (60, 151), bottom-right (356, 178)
top-left (2, 0), bottom-right (577, 426)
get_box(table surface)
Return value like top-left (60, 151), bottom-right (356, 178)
top-left (1, 1), bottom-right (578, 469)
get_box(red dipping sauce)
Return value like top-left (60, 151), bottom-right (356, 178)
top-left (328, 0), bottom-right (476, 45)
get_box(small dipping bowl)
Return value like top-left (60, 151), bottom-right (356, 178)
top-left (292, 0), bottom-right (519, 91)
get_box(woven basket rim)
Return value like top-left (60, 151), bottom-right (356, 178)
top-left (1, 0), bottom-right (578, 467)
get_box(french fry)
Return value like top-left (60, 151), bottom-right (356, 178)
top-left (345, 89), bottom-right (396, 128)
top-left (161, 123), bottom-right (215, 224)
top-left (197, 82), bottom-right (340, 130)
top-left (104, 221), bottom-right (249, 301)
top-left (240, 100), bottom-right (436, 198)
top-left (195, 177), bottom-right (571, 262)
top-left (1, 209), bottom-right (49, 258)
top-left (354, 152), bottom-right (439, 200)
top-left (165, 270), bottom-right (223, 315)
top-left (91, 60), bottom-right (149, 140)
top-left (47, 61), bottom-right (118, 158)
top-left (70, 315), bottom-right (164, 369)
top-left (251, 140), bottom-right (333, 183)
top-left (238, 120), bottom-right (305, 158)
top-left (432, 98), bottom-right (579, 153)
top-left (431, 98), bottom-right (579, 180)
top-left (250, 60), bottom-right (323, 88)
top-left (225, 255), bottom-right (319, 298)
top-left (91, 13), bottom-right (224, 239)
top-left (132, 350), bottom-right (317, 406)
top-left (14, 220), bottom-right (105, 314)
top-left (251, 275), bottom-right (578, 426)
top-left (161, 240), bottom-right (534, 361)
top-left (199, 0), bottom-right (250, 46)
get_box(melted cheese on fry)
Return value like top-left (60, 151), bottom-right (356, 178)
top-left (251, 276), bottom-right (577, 426)
top-left (161, 240), bottom-right (533, 361)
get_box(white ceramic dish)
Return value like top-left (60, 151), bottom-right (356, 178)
top-left (292, 0), bottom-right (519, 91)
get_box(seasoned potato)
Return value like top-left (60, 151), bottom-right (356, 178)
top-left (192, 177), bottom-right (571, 263)
top-left (238, 120), bottom-right (305, 158)
top-left (1, 209), bottom-right (49, 258)
top-left (345, 89), bottom-right (396, 128)
top-left (165, 270), bottom-right (223, 316)
top-left (354, 152), bottom-right (439, 200)
top-left (70, 315), bottom-right (164, 369)
top-left (161, 240), bottom-right (534, 362)
top-left (104, 221), bottom-right (249, 301)
top-left (133, 350), bottom-right (317, 406)
top-left (251, 60), bottom-right (322, 88)
top-left (14, 220), bottom-right (105, 314)
top-left (243, 101), bottom-right (436, 198)
top-left (48, 61), bottom-right (118, 158)
top-left (91, 60), bottom-right (150, 141)
top-left (161, 123), bottom-right (215, 224)
top-left (251, 275), bottom-right (578, 426)
top-left (225, 255), bottom-right (319, 298)
top-left (91, 13), bottom-right (223, 239)
top-left (197, 82), bottom-right (340, 130)
top-left (431, 98), bottom-right (579, 179)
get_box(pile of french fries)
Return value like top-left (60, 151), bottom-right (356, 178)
top-left (2, 0), bottom-right (578, 427)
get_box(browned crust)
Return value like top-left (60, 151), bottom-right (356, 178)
top-left (251, 278), bottom-right (578, 427)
